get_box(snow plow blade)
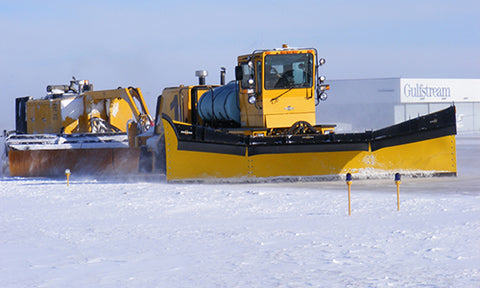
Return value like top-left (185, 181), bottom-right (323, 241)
top-left (5, 134), bottom-right (140, 177)
top-left (162, 106), bottom-right (457, 181)
top-left (8, 148), bottom-right (139, 177)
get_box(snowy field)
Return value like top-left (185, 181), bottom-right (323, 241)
top-left (1, 137), bottom-right (479, 287)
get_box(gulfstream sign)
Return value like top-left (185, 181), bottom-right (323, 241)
top-left (400, 79), bottom-right (480, 103)
top-left (403, 83), bottom-right (450, 99)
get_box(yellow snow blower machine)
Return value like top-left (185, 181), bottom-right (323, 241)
top-left (142, 45), bottom-right (457, 181)
top-left (4, 78), bottom-right (152, 177)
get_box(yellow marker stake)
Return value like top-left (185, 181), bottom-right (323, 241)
top-left (346, 173), bottom-right (352, 216)
top-left (395, 173), bottom-right (401, 211)
top-left (65, 169), bottom-right (71, 187)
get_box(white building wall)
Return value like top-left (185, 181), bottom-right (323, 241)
top-left (316, 78), bottom-right (399, 132)
top-left (400, 79), bottom-right (480, 103)
top-left (475, 103), bottom-right (480, 131)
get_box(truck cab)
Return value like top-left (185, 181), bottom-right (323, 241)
top-left (236, 45), bottom-right (329, 129)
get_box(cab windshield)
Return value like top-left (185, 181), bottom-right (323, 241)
top-left (264, 53), bottom-right (313, 90)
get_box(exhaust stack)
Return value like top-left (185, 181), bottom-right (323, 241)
top-left (195, 70), bottom-right (208, 85)
top-left (220, 67), bottom-right (226, 85)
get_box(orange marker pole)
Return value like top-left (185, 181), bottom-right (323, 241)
top-left (395, 173), bottom-right (401, 211)
top-left (346, 173), bottom-right (352, 216)
top-left (65, 169), bottom-right (71, 187)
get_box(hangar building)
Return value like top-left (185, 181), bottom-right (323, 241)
top-left (316, 78), bottom-right (480, 134)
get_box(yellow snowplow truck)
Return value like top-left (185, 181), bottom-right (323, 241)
top-left (4, 78), bottom-right (152, 177)
top-left (141, 45), bottom-right (457, 181)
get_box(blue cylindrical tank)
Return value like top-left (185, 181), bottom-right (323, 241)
top-left (198, 81), bottom-right (240, 124)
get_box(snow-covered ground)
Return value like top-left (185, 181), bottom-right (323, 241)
top-left (1, 137), bottom-right (479, 287)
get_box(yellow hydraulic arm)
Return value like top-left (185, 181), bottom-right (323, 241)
top-left (84, 87), bottom-right (153, 132)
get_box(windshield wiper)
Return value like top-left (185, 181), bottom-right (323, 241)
top-left (270, 88), bottom-right (293, 103)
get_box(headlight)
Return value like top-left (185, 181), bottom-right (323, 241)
top-left (320, 84), bottom-right (330, 91)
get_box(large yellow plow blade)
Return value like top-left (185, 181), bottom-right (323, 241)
top-left (162, 106), bottom-right (457, 181)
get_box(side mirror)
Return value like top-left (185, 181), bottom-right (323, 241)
top-left (235, 66), bottom-right (243, 81)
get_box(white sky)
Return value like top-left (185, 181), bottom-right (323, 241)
top-left (0, 0), bottom-right (479, 129)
